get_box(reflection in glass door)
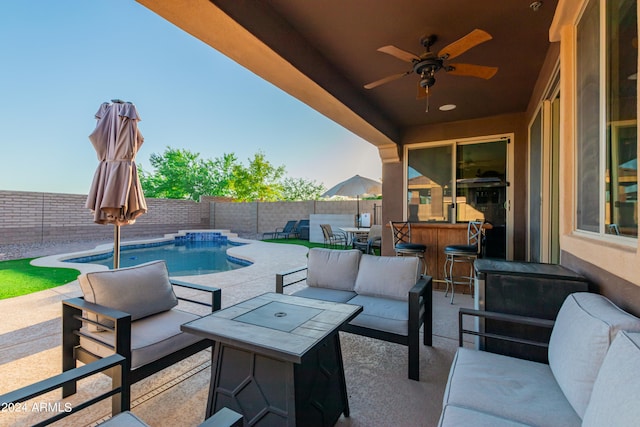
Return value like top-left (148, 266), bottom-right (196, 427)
top-left (407, 137), bottom-right (509, 259)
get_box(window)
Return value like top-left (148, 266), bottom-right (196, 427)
top-left (576, 0), bottom-right (638, 238)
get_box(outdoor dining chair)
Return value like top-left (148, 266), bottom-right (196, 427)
top-left (320, 224), bottom-right (348, 248)
top-left (353, 224), bottom-right (382, 254)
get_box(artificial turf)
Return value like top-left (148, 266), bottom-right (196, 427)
top-left (0, 258), bottom-right (80, 300)
top-left (260, 238), bottom-right (328, 249)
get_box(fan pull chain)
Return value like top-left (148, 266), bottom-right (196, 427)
top-left (425, 86), bottom-right (429, 112)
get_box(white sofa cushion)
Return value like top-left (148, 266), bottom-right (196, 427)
top-left (78, 260), bottom-right (178, 329)
top-left (348, 295), bottom-right (408, 335)
top-left (443, 347), bottom-right (581, 427)
top-left (548, 293), bottom-right (640, 418)
top-left (354, 255), bottom-right (419, 301)
top-left (307, 248), bottom-right (361, 291)
top-left (582, 331), bottom-right (640, 427)
top-left (80, 308), bottom-right (202, 369)
top-left (292, 286), bottom-right (357, 303)
top-left (438, 404), bottom-right (531, 427)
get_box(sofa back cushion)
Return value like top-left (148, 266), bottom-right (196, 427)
top-left (354, 255), bottom-right (419, 301)
top-left (582, 331), bottom-right (640, 426)
top-left (307, 248), bottom-right (361, 291)
top-left (78, 260), bottom-right (178, 329)
top-left (548, 292), bottom-right (640, 418)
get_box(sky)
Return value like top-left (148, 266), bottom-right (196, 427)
top-left (0, 1), bottom-right (382, 195)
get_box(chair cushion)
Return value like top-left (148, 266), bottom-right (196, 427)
top-left (292, 287), bottom-right (357, 303)
top-left (548, 293), bottom-right (640, 418)
top-left (443, 347), bottom-right (581, 427)
top-left (444, 244), bottom-right (477, 255)
top-left (395, 243), bottom-right (426, 251)
top-left (582, 331), bottom-right (640, 427)
top-left (99, 411), bottom-right (150, 427)
top-left (78, 260), bottom-right (178, 329)
top-left (348, 295), bottom-right (408, 335)
top-left (354, 255), bottom-right (419, 301)
top-left (307, 248), bottom-right (361, 291)
top-left (79, 308), bottom-right (202, 369)
top-left (438, 404), bottom-right (531, 427)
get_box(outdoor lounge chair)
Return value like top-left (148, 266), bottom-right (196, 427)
top-left (262, 220), bottom-right (298, 239)
top-left (295, 219), bottom-right (310, 240)
top-left (62, 260), bottom-right (221, 413)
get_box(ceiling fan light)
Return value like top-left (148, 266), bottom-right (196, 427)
top-left (439, 104), bottom-right (457, 111)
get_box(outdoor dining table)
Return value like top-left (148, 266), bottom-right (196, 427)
top-left (339, 227), bottom-right (370, 247)
top-left (181, 292), bottom-right (363, 427)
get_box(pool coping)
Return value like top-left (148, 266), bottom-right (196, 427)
top-left (30, 229), bottom-right (251, 274)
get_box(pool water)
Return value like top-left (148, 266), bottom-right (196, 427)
top-left (67, 240), bottom-right (250, 276)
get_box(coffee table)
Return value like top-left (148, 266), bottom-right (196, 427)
top-left (181, 292), bottom-right (363, 427)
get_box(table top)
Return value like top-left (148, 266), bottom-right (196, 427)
top-left (339, 227), bottom-right (370, 233)
top-left (181, 292), bottom-right (362, 363)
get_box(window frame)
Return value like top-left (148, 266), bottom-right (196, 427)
top-left (573, 0), bottom-right (638, 243)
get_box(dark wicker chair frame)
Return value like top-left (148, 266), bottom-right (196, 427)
top-left (62, 280), bottom-right (221, 413)
top-left (276, 267), bottom-right (432, 381)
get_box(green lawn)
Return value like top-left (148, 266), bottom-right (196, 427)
top-left (261, 238), bottom-right (328, 248)
top-left (0, 258), bottom-right (80, 300)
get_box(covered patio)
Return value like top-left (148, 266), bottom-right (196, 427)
top-left (0, 240), bottom-right (472, 426)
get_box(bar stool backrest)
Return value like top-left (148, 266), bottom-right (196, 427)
top-left (468, 221), bottom-right (484, 256)
top-left (390, 221), bottom-right (412, 246)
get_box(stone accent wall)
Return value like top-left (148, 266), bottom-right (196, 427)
top-left (0, 190), bottom-right (382, 244)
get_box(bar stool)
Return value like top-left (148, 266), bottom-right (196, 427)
top-left (389, 221), bottom-right (428, 276)
top-left (443, 220), bottom-right (484, 304)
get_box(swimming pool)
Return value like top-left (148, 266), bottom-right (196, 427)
top-left (65, 232), bottom-right (251, 275)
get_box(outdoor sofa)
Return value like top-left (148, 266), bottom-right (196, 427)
top-left (440, 292), bottom-right (640, 426)
top-left (276, 248), bottom-right (432, 381)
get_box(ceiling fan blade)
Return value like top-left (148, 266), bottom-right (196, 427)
top-left (447, 63), bottom-right (498, 79)
top-left (437, 29), bottom-right (492, 60)
top-left (377, 45), bottom-right (420, 63)
top-left (364, 71), bottom-right (411, 89)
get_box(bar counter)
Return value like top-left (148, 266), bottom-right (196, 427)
top-left (386, 222), bottom-right (470, 283)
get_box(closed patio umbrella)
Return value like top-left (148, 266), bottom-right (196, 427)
top-left (85, 100), bottom-right (147, 268)
top-left (322, 175), bottom-right (382, 227)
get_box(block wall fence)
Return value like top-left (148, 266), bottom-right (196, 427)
top-left (0, 190), bottom-right (381, 245)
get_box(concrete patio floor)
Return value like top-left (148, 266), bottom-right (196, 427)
top-left (0, 240), bottom-right (473, 427)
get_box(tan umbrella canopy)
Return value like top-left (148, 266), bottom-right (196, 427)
top-left (322, 174), bottom-right (382, 227)
top-left (85, 100), bottom-right (147, 268)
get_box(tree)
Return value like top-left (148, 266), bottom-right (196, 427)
top-left (281, 177), bottom-right (325, 200)
top-left (139, 147), bottom-right (238, 201)
top-left (229, 152), bottom-right (285, 201)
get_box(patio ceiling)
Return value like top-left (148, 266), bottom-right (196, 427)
top-left (138, 0), bottom-right (558, 156)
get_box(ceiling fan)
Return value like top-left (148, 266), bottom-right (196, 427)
top-left (364, 29), bottom-right (498, 101)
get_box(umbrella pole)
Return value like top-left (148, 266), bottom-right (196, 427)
top-left (356, 195), bottom-right (360, 228)
top-left (113, 225), bottom-right (120, 269)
